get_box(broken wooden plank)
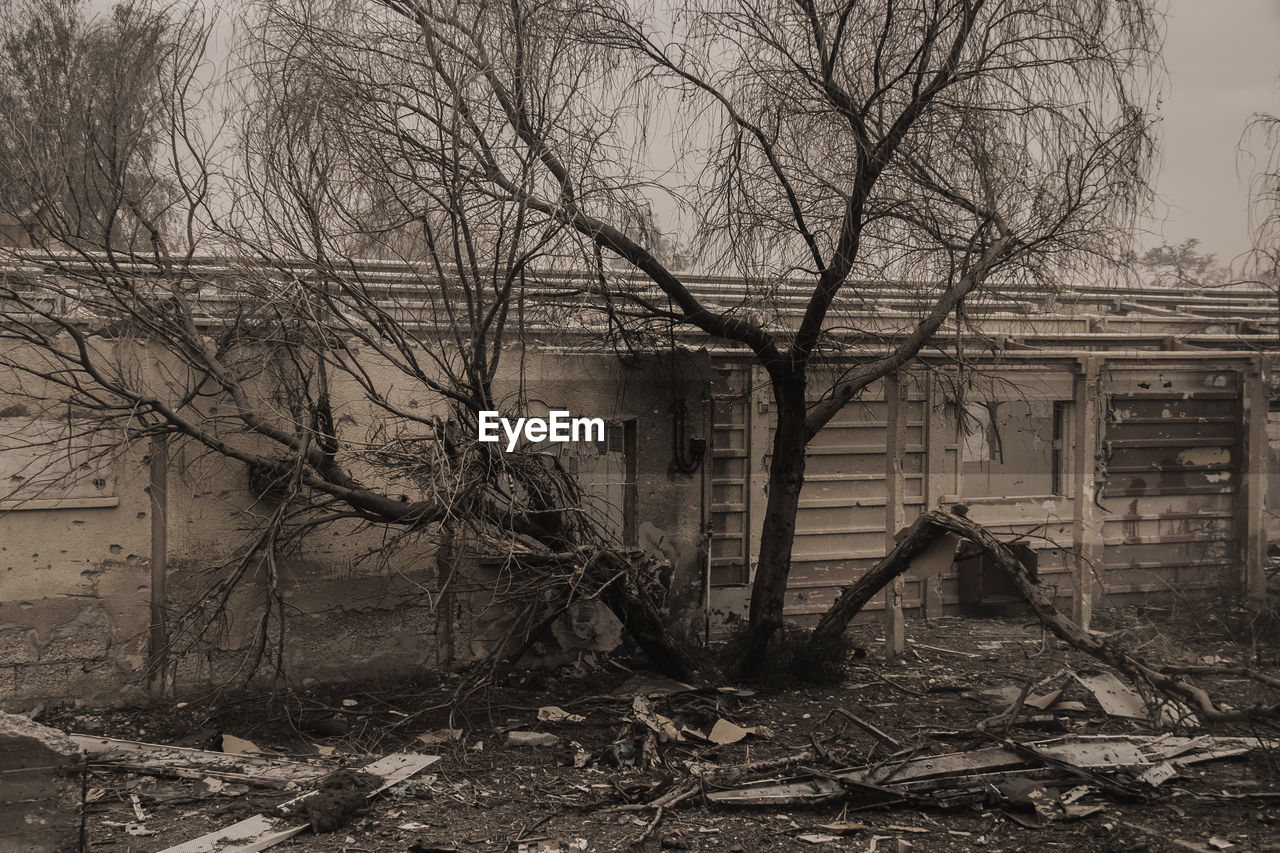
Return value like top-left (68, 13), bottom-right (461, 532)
top-left (72, 734), bottom-right (329, 786)
top-left (1035, 737), bottom-right (1150, 769)
top-left (84, 761), bottom-right (294, 790)
top-left (706, 776), bottom-right (846, 806)
top-left (706, 773), bottom-right (901, 809)
top-left (158, 752), bottom-right (439, 853)
top-left (1145, 736), bottom-right (1263, 765)
top-left (158, 815), bottom-right (305, 853)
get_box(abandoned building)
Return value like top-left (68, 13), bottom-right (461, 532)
top-left (1, 256), bottom-right (1278, 709)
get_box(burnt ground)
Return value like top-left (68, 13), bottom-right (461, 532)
top-left (41, 606), bottom-right (1280, 853)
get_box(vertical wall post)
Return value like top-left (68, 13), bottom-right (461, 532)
top-left (148, 434), bottom-right (169, 695)
top-left (1071, 357), bottom-right (1102, 631)
top-left (923, 372), bottom-right (951, 618)
top-left (747, 364), bottom-right (771, 584)
top-left (884, 372), bottom-right (907, 658)
top-left (1244, 361), bottom-right (1269, 602)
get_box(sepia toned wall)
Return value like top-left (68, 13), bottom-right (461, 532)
top-left (0, 343), bottom-right (711, 709)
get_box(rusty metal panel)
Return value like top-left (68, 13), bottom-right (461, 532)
top-left (1100, 366), bottom-right (1244, 600)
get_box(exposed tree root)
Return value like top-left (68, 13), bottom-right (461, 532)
top-left (811, 510), bottom-right (1280, 724)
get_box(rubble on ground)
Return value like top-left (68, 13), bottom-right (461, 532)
top-left (12, 612), bottom-right (1280, 851)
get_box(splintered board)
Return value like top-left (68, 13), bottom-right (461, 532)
top-left (158, 752), bottom-right (439, 853)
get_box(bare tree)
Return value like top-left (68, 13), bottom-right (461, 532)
top-left (283, 0), bottom-right (1157, 671)
top-left (1246, 113), bottom-right (1280, 293)
top-left (0, 0), bottom-right (702, 689)
top-left (0, 0), bottom-right (190, 250)
top-left (0, 0), bottom-right (1161, 681)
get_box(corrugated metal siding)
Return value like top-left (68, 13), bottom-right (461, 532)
top-left (783, 380), bottom-right (927, 618)
top-left (1099, 367), bottom-right (1243, 599)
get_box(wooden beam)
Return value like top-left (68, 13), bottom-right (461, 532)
top-left (1071, 357), bottom-right (1102, 630)
top-left (1244, 363), bottom-right (1269, 602)
top-left (923, 372), bottom-right (950, 619)
top-left (884, 372), bottom-right (907, 658)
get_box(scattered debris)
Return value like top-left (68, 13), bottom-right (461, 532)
top-left (813, 821), bottom-right (868, 835)
top-left (514, 840), bottom-right (588, 853)
top-left (1138, 762), bottom-right (1178, 787)
top-left (407, 842), bottom-right (459, 853)
top-left (631, 696), bottom-right (682, 742)
top-left (219, 734), bottom-right (265, 755)
top-left (416, 728), bottom-right (464, 746)
top-left (708, 719), bottom-right (769, 745)
top-left (508, 731), bottom-right (560, 747)
top-left (538, 706), bottom-right (586, 723)
top-left (599, 740), bottom-right (640, 768)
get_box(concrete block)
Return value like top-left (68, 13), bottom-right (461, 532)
top-left (0, 711), bottom-right (84, 853)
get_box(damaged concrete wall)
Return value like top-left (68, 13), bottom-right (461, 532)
top-left (706, 352), bottom-right (1267, 634)
top-left (0, 341), bottom-right (710, 709)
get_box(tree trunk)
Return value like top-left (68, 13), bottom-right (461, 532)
top-left (738, 369), bottom-right (808, 676)
top-left (810, 514), bottom-right (935, 643)
top-left (594, 551), bottom-right (699, 682)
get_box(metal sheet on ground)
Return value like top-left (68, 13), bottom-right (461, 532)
top-left (1075, 672), bottom-right (1147, 719)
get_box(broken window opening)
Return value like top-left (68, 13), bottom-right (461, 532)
top-left (959, 400), bottom-right (1067, 499)
top-left (555, 418), bottom-right (637, 546)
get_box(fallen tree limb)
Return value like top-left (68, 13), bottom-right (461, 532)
top-left (810, 510), bottom-right (1280, 723)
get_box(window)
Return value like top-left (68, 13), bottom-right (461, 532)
top-left (0, 406), bottom-right (117, 508)
top-left (555, 419), bottom-right (637, 545)
top-left (959, 400), bottom-right (1065, 498)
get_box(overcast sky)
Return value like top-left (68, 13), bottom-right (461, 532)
top-left (1151, 0), bottom-right (1280, 266)
top-left (85, 0), bottom-right (1280, 269)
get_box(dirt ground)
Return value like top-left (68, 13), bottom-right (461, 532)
top-left (43, 606), bottom-right (1280, 852)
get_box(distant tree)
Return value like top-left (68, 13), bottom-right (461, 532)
top-left (0, 0), bottom-right (182, 250)
top-left (1135, 238), bottom-right (1230, 289)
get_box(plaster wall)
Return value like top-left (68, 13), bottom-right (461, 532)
top-left (0, 341), bottom-right (709, 709)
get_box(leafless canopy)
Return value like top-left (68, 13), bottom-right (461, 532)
top-left (0, 0), bottom-right (1163, 677)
